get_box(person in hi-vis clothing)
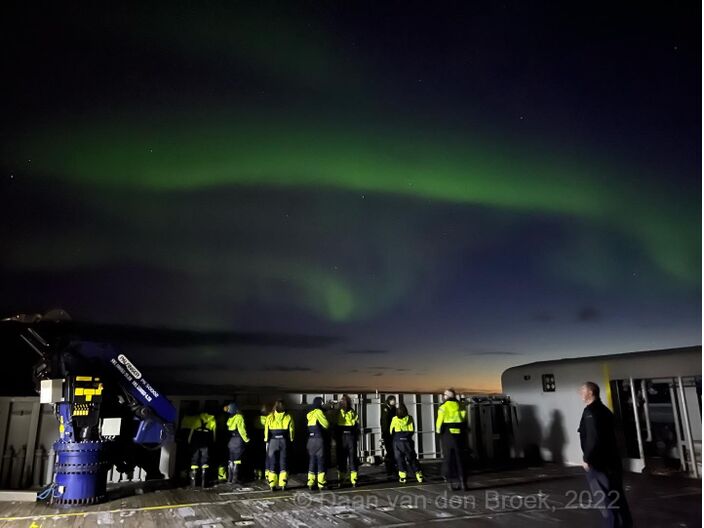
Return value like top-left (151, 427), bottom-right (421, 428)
top-left (264, 400), bottom-right (294, 491)
top-left (335, 395), bottom-right (360, 487)
top-left (306, 397), bottom-right (330, 490)
top-left (390, 402), bottom-right (423, 483)
top-left (224, 403), bottom-right (249, 483)
top-left (436, 389), bottom-right (468, 490)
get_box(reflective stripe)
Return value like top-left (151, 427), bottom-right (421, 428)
top-left (308, 425), bottom-right (323, 437)
top-left (393, 430), bottom-right (414, 441)
top-left (269, 428), bottom-right (288, 439)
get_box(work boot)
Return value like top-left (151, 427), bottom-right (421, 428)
top-left (307, 472), bottom-right (316, 491)
top-left (254, 469), bottom-right (263, 480)
top-left (227, 462), bottom-right (235, 483)
top-left (317, 472), bottom-right (327, 491)
top-left (415, 471), bottom-right (424, 483)
top-left (200, 467), bottom-right (208, 489)
top-left (267, 471), bottom-right (278, 491)
top-left (279, 471), bottom-right (288, 491)
top-left (350, 470), bottom-right (358, 488)
top-left (398, 470), bottom-right (407, 484)
top-left (189, 467), bottom-right (198, 488)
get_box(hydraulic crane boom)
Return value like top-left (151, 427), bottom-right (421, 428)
top-left (2, 312), bottom-right (176, 506)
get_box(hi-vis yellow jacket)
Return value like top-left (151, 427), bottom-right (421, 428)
top-left (390, 415), bottom-right (415, 434)
top-left (226, 413), bottom-right (249, 442)
top-left (265, 411), bottom-right (294, 441)
top-left (436, 400), bottom-right (467, 434)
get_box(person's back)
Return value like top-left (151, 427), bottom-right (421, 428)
top-left (306, 398), bottom-right (329, 490)
top-left (267, 410), bottom-right (293, 439)
top-left (390, 414), bottom-right (414, 438)
top-left (307, 407), bottom-right (328, 434)
top-left (188, 411), bottom-right (217, 487)
top-left (335, 395), bottom-right (360, 487)
top-left (436, 399), bottom-right (466, 433)
top-left (265, 401), bottom-right (294, 491)
top-left (390, 408), bottom-right (423, 483)
top-left (436, 390), bottom-right (467, 490)
top-left (224, 404), bottom-right (248, 483)
top-left (190, 412), bottom-right (216, 446)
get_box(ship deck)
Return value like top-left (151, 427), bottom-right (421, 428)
top-left (0, 462), bottom-right (699, 527)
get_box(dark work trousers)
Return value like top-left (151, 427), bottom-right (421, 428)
top-left (307, 435), bottom-right (326, 474)
top-left (383, 435), bottom-right (396, 475)
top-left (228, 435), bottom-right (246, 463)
top-left (441, 431), bottom-right (465, 484)
top-left (586, 468), bottom-right (633, 528)
top-left (191, 446), bottom-right (209, 468)
top-left (393, 438), bottom-right (421, 474)
top-left (267, 437), bottom-right (288, 474)
top-left (337, 432), bottom-right (358, 473)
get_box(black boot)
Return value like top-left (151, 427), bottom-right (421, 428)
top-left (200, 468), bottom-right (208, 489)
top-left (227, 462), bottom-right (234, 483)
top-left (190, 469), bottom-right (198, 488)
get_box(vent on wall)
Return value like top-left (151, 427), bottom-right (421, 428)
top-left (542, 374), bottom-right (556, 392)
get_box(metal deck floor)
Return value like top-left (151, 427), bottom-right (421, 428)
top-left (0, 463), bottom-right (700, 527)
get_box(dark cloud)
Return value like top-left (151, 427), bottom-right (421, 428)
top-left (0, 319), bottom-right (341, 349)
top-left (259, 366), bottom-right (315, 372)
top-left (469, 350), bottom-right (521, 356)
top-left (532, 311), bottom-right (554, 322)
top-left (344, 349), bottom-right (390, 355)
top-left (372, 373), bottom-right (384, 377)
top-left (148, 363), bottom-right (234, 372)
top-left (467, 349), bottom-right (522, 357)
top-left (576, 306), bottom-right (602, 323)
top-left (366, 367), bottom-right (410, 372)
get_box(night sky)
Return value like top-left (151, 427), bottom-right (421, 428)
top-left (1, 2), bottom-right (700, 393)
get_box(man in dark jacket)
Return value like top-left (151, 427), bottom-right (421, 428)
top-left (578, 381), bottom-right (632, 528)
top-left (380, 395), bottom-right (397, 476)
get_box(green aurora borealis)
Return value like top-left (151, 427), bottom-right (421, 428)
top-left (0, 1), bottom-right (700, 392)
